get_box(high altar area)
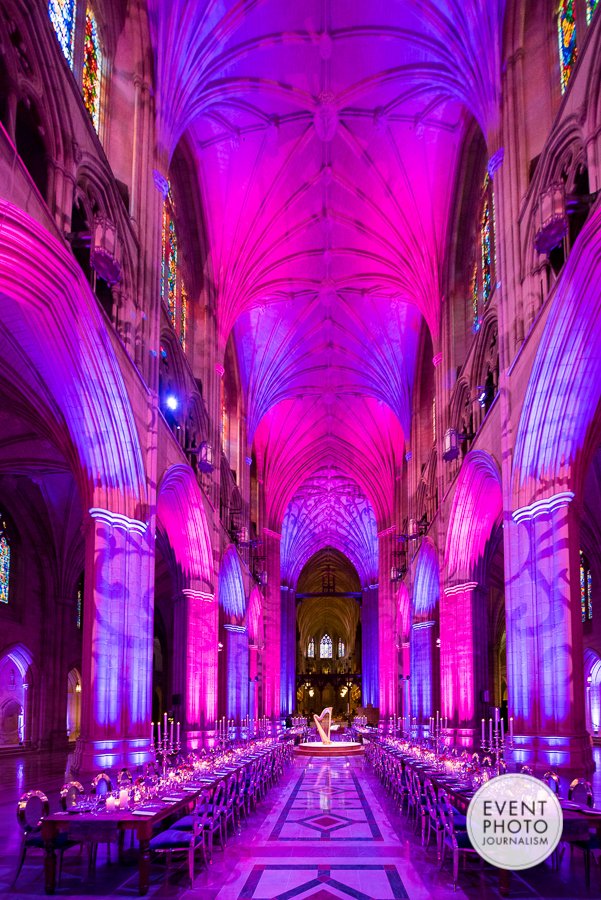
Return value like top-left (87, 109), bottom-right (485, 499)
top-left (0, 1), bottom-right (601, 897)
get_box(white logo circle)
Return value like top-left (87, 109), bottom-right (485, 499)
top-left (466, 774), bottom-right (563, 870)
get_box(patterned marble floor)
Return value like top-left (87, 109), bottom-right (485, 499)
top-left (0, 749), bottom-right (599, 899)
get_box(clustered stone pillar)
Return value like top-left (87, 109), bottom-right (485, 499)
top-left (173, 586), bottom-right (217, 749)
top-left (262, 529), bottom-right (281, 720)
top-left (378, 527), bottom-right (399, 717)
top-left (361, 584), bottom-right (379, 708)
top-left (78, 508), bottom-right (154, 773)
top-left (225, 624), bottom-right (249, 726)
top-left (279, 585), bottom-right (296, 715)
top-left (440, 582), bottom-right (488, 747)
top-left (506, 492), bottom-right (593, 774)
top-left (410, 620), bottom-right (436, 724)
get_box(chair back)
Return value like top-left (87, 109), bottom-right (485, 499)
top-left (568, 778), bottom-right (594, 808)
top-left (60, 781), bottom-right (84, 811)
top-left (17, 790), bottom-right (50, 832)
top-left (543, 771), bottom-right (561, 795)
top-left (520, 765), bottom-right (534, 776)
top-left (226, 773), bottom-right (237, 805)
top-left (117, 768), bottom-right (132, 786)
top-left (437, 790), bottom-right (457, 843)
top-left (212, 780), bottom-right (225, 811)
top-left (91, 772), bottom-right (113, 795)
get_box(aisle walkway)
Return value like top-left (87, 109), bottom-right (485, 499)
top-left (0, 751), bottom-right (597, 899)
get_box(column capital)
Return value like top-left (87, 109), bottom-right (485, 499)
top-left (88, 507), bottom-right (148, 536)
top-left (511, 490), bottom-right (574, 524)
top-left (262, 527), bottom-right (281, 540)
top-left (182, 588), bottom-right (214, 602)
top-left (444, 581), bottom-right (479, 596)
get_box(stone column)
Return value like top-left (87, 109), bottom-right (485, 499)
top-left (262, 529), bottom-right (281, 720)
top-left (361, 585), bottom-right (379, 707)
top-left (410, 620), bottom-right (436, 724)
top-left (279, 585), bottom-right (296, 715)
top-left (225, 625), bottom-right (249, 725)
top-left (77, 508), bottom-right (153, 772)
top-left (378, 528), bottom-right (398, 717)
top-left (506, 492), bottom-right (593, 774)
top-left (440, 582), bottom-right (488, 747)
top-left (249, 642), bottom-right (259, 723)
top-left (173, 586), bottom-right (217, 749)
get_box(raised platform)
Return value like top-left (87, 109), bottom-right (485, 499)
top-left (295, 740), bottom-right (364, 757)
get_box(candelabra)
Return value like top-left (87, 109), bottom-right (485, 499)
top-left (150, 714), bottom-right (181, 779)
top-left (428, 712), bottom-right (448, 759)
top-left (480, 708), bottom-right (514, 776)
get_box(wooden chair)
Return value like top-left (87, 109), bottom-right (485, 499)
top-left (13, 790), bottom-right (77, 886)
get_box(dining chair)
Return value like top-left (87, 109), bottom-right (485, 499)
top-left (89, 773), bottom-right (117, 868)
top-left (13, 790), bottom-right (78, 886)
top-left (438, 789), bottom-right (479, 890)
top-left (562, 779), bottom-right (599, 888)
top-left (59, 781), bottom-right (84, 811)
top-left (150, 813), bottom-right (209, 887)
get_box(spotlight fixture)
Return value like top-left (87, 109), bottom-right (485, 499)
top-left (165, 395), bottom-right (178, 411)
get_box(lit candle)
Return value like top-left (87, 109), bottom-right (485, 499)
top-left (164, 711), bottom-right (167, 736)
top-left (489, 718), bottom-right (493, 745)
top-left (509, 716), bottom-right (514, 741)
top-left (494, 706), bottom-right (499, 725)
top-left (436, 710), bottom-right (439, 730)
top-left (119, 788), bottom-right (129, 810)
top-left (157, 720), bottom-right (161, 745)
top-left (176, 721), bottom-right (180, 745)
top-left (481, 718), bottom-right (485, 743)
top-left (151, 721), bottom-right (154, 744)
top-left (501, 719), bottom-right (505, 742)
top-left (170, 718), bottom-right (174, 746)
top-left (106, 795), bottom-right (116, 813)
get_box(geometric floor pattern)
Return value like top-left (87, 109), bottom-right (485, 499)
top-left (2, 750), bottom-right (600, 899)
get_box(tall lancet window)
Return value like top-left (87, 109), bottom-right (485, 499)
top-left (557, 1), bottom-right (578, 94)
top-left (587, 0), bottom-right (599, 23)
top-left (337, 638), bottom-right (345, 658)
top-left (471, 174), bottom-right (496, 333)
top-left (161, 186), bottom-right (188, 349)
top-left (581, 550), bottom-right (593, 622)
top-left (0, 511), bottom-right (11, 604)
top-left (48, 0), bottom-right (76, 68)
top-left (83, 7), bottom-right (102, 131)
top-left (307, 637), bottom-right (315, 659)
top-left (320, 634), bottom-right (332, 659)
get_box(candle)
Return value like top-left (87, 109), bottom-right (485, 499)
top-left (119, 788), bottom-right (129, 810)
top-left (481, 718), bottom-right (485, 743)
top-left (151, 721), bottom-right (154, 744)
top-left (157, 720), bottom-right (161, 745)
top-left (509, 716), bottom-right (514, 741)
top-left (176, 721), bottom-right (180, 745)
top-left (164, 711), bottom-right (167, 736)
top-left (489, 718), bottom-right (492, 745)
top-left (106, 795), bottom-right (116, 813)
top-left (501, 719), bottom-right (505, 742)
top-left (494, 706), bottom-right (499, 725)
top-left (170, 718), bottom-right (174, 746)
top-left (436, 710), bottom-right (439, 730)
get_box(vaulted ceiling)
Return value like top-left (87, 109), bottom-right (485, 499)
top-left (148, 0), bottom-right (506, 577)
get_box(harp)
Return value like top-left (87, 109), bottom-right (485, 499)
top-left (313, 707), bottom-right (333, 744)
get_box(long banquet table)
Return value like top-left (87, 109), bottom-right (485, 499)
top-left (370, 741), bottom-right (601, 897)
top-left (41, 750), bottom-right (273, 895)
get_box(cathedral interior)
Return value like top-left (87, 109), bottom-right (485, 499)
top-left (0, 1), bottom-right (601, 898)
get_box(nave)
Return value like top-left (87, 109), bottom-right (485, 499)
top-left (2, 749), bottom-right (601, 900)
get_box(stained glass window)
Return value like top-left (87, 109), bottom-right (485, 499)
top-left (161, 188), bottom-right (188, 348)
top-left (587, 0), bottom-right (599, 24)
top-left (337, 638), bottom-right (345, 658)
top-left (307, 637), bottom-right (315, 659)
top-left (320, 634), bottom-right (332, 659)
top-left (470, 175), bottom-right (496, 333)
top-left (558, 1), bottom-right (578, 94)
top-left (48, 0), bottom-right (76, 68)
top-left (76, 573), bottom-right (84, 629)
top-left (0, 512), bottom-right (10, 604)
top-left (83, 7), bottom-right (102, 131)
top-left (581, 550), bottom-right (592, 622)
